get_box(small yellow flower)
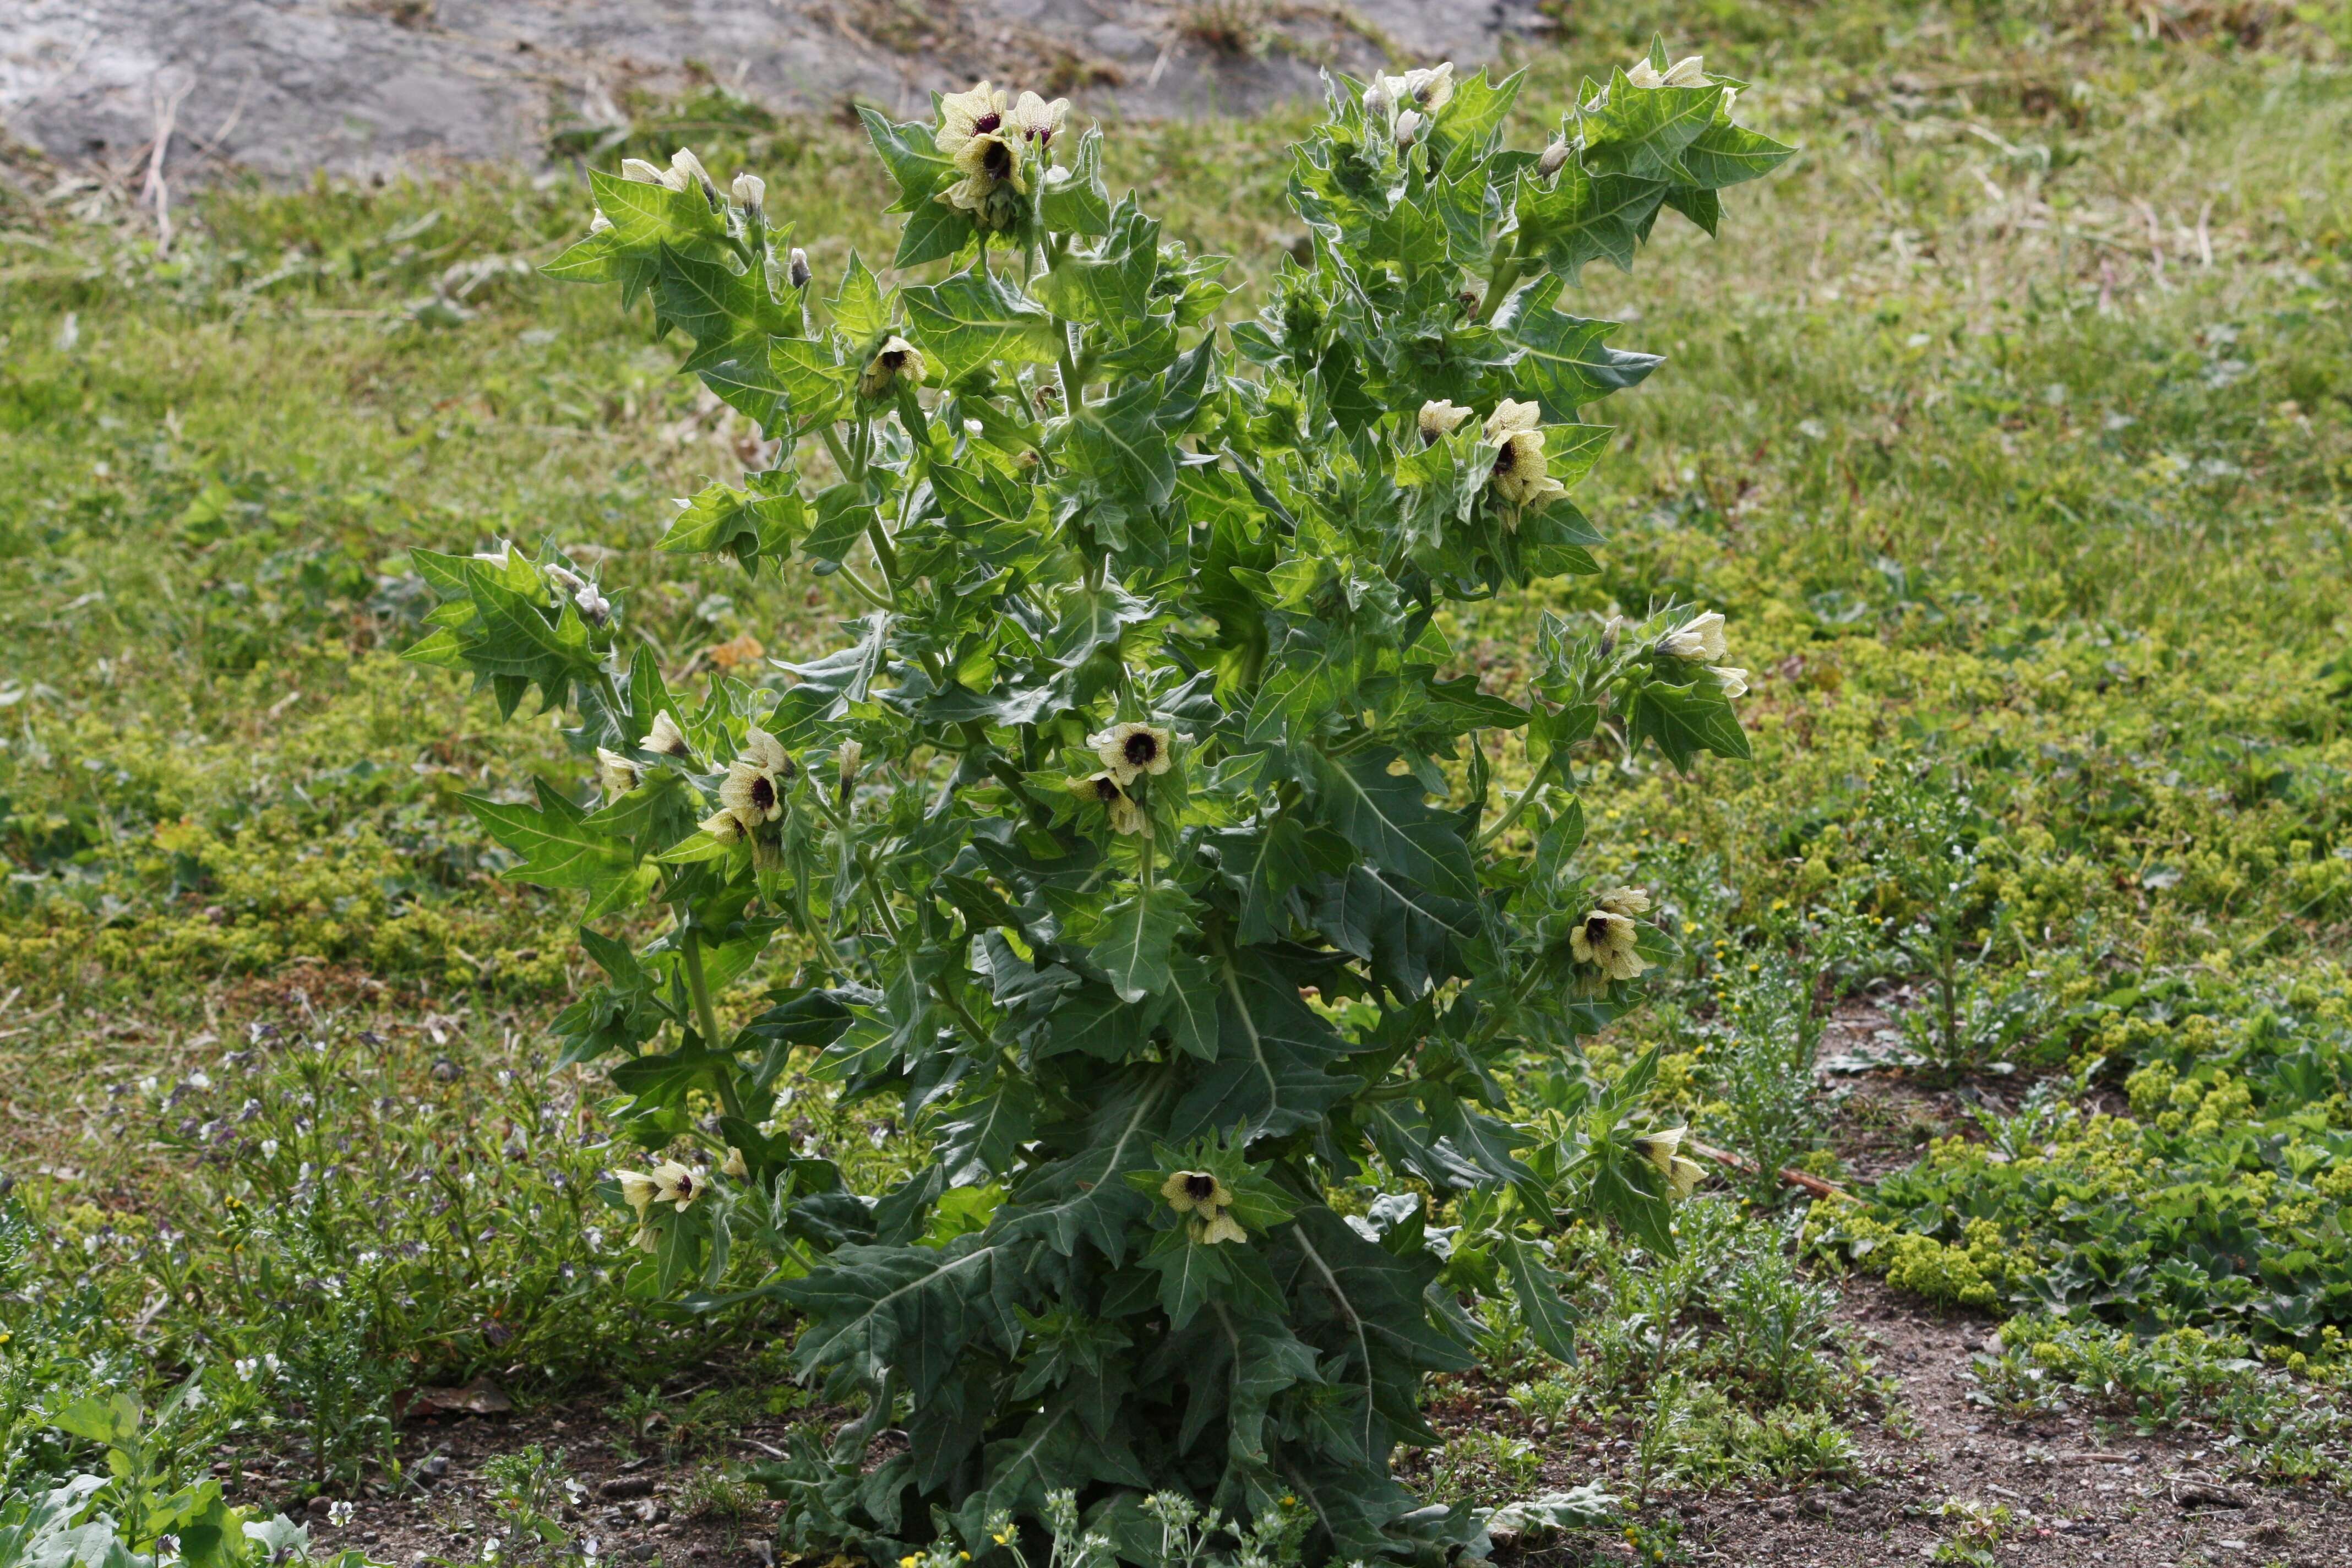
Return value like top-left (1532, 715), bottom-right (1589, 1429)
top-left (701, 807), bottom-right (752, 844)
top-left (859, 336), bottom-right (924, 399)
top-left (634, 1224), bottom-right (661, 1254)
top-left (1662, 611), bottom-right (1728, 662)
top-left (1088, 721), bottom-right (1173, 785)
top-left (1708, 665), bottom-right (1750, 698)
top-left (1195, 1208), bottom-right (1248, 1246)
top-left (1160, 1170), bottom-right (1233, 1215)
top-left (1569, 908), bottom-right (1649, 981)
top-left (722, 1147), bottom-right (749, 1180)
top-left (651, 1159), bottom-right (706, 1211)
top-left (1482, 399), bottom-right (1567, 515)
top-left (1417, 399), bottom-right (1473, 445)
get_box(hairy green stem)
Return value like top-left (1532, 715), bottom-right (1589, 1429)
top-left (680, 931), bottom-right (747, 1123)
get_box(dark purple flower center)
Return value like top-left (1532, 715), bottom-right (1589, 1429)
top-left (1092, 776), bottom-right (1121, 802)
top-left (972, 111), bottom-right (1001, 135)
top-left (1492, 440), bottom-right (1517, 475)
top-left (1183, 1173), bottom-right (1217, 1202)
top-left (1585, 914), bottom-right (1614, 942)
top-left (880, 347), bottom-right (906, 369)
top-left (982, 140), bottom-right (1012, 178)
top-left (750, 775), bottom-right (776, 812)
top-left (1122, 731), bottom-right (1158, 767)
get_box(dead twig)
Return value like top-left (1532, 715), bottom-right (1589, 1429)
top-left (141, 70), bottom-right (194, 257)
top-left (1685, 1137), bottom-right (1855, 1202)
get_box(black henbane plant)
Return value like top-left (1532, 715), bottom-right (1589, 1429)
top-left (406, 45), bottom-right (1788, 1566)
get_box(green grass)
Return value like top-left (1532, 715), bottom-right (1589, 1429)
top-left (4, 0), bottom-right (2352, 1512)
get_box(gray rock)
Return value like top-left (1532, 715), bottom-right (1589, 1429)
top-left (1, 0), bottom-right (1554, 179)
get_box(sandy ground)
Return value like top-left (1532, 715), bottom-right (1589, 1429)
top-left (0, 0), bottom-right (1551, 179)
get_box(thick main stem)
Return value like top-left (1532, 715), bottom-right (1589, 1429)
top-left (680, 930), bottom-right (747, 1123)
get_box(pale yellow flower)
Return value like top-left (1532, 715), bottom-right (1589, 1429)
top-left (1483, 399), bottom-right (1568, 513)
top-left (1159, 1170), bottom-right (1233, 1215)
top-left (1662, 611), bottom-right (1728, 662)
top-left (1596, 885), bottom-right (1652, 918)
top-left (588, 207), bottom-right (613, 234)
top-left (1418, 400), bottom-right (1474, 444)
top-left (859, 336), bottom-right (924, 399)
top-left (1072, 774), bottom-right (1148, 836)
top-left (620, 158), bottom-right (666, 186)
top-left (634, 1224), bottom-right (661, 1254)
top-left (596, 747), bottom-right (640, 798)
top-left (1009, 90), bottom-right (1069, 149)
top-left (646, 710), bottom-right (692, 758)
top-left (1632, 1126), bottom-right (1708, 1197)
top-left (935, 82), bottom-right (1010, 159)
top-left (667, 149), bottom-right (715, 198)
top-left (1381, 63), bottom-right (1455, 115)
top-left (740, 726), bottom-right (792, 780)
top-left (1626, 55), bottom-right (1706, 89)
top-left (721, 1146), bottom-right (749, 1180)
top-left (731, 172), bottom-right (765, 210)
top-left (615, 1169), bottom-right (659, 1217)
top-left (701, 806), bottom-right (752, 843)
top-left (1393, 110), bottom-right (1423, 147)
top-left (1570, 908), bottom-right (1649, 981)
top-left (1195, 1208), bottom-right (1248, 1246)
top-left (651, 1159), bottom-right (705, 1210)
top-left (1709, 665), bottom-right (1749, 698)
top-left (1089, 722), bottom-right (1173, 785)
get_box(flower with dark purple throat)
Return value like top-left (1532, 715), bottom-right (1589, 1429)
top-left (1089, 721), bottom-right (1173, 787)
top-left (1483, 400), bottom-right (1569, 516)
top-left (935, 83), bottom-right (1010, 159)
top-left (1072, 772), bottom-right (1147, 837)
top-left (859, 336), bottom-right (924, 400)
top-left (1159, 1170), bottom-right (1232, 1215)
top-left (1570, 908), bottom-right (1649, 981)
top-left (717, 726), bottom-right (792, 832)
top-left (651, 1159), bottom-right (705, 1210)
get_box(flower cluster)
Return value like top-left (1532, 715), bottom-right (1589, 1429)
top-left (1071, 721), bottom-right (1173, 837)
top-left (1571, 884), bottom-right (1653, 981)
top-left (934, 81), bottom-right (1070, 230)
top-left (1659, 610), bottom-right (1748, 697)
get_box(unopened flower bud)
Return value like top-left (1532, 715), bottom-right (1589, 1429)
top-left (837, 739), bottom-right (863, 798)
top-left (731, 171), bottom-right (765, 210)
top-left (1394, 110), bottom-right (1423, 148)
top-left (588, 206), bottom-right (613, 234)
top-left (1538, 139), bottom-right (1570, 178)
top-left (788, 247), bottom-right (812, 289)
top-left (1363, 81), bottom-right (1391, 122)
top-left (620, 158), bottom-right (666, 186)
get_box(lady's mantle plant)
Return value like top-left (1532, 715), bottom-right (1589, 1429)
top-left (406, 46), bottom-right (1787, 1564)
